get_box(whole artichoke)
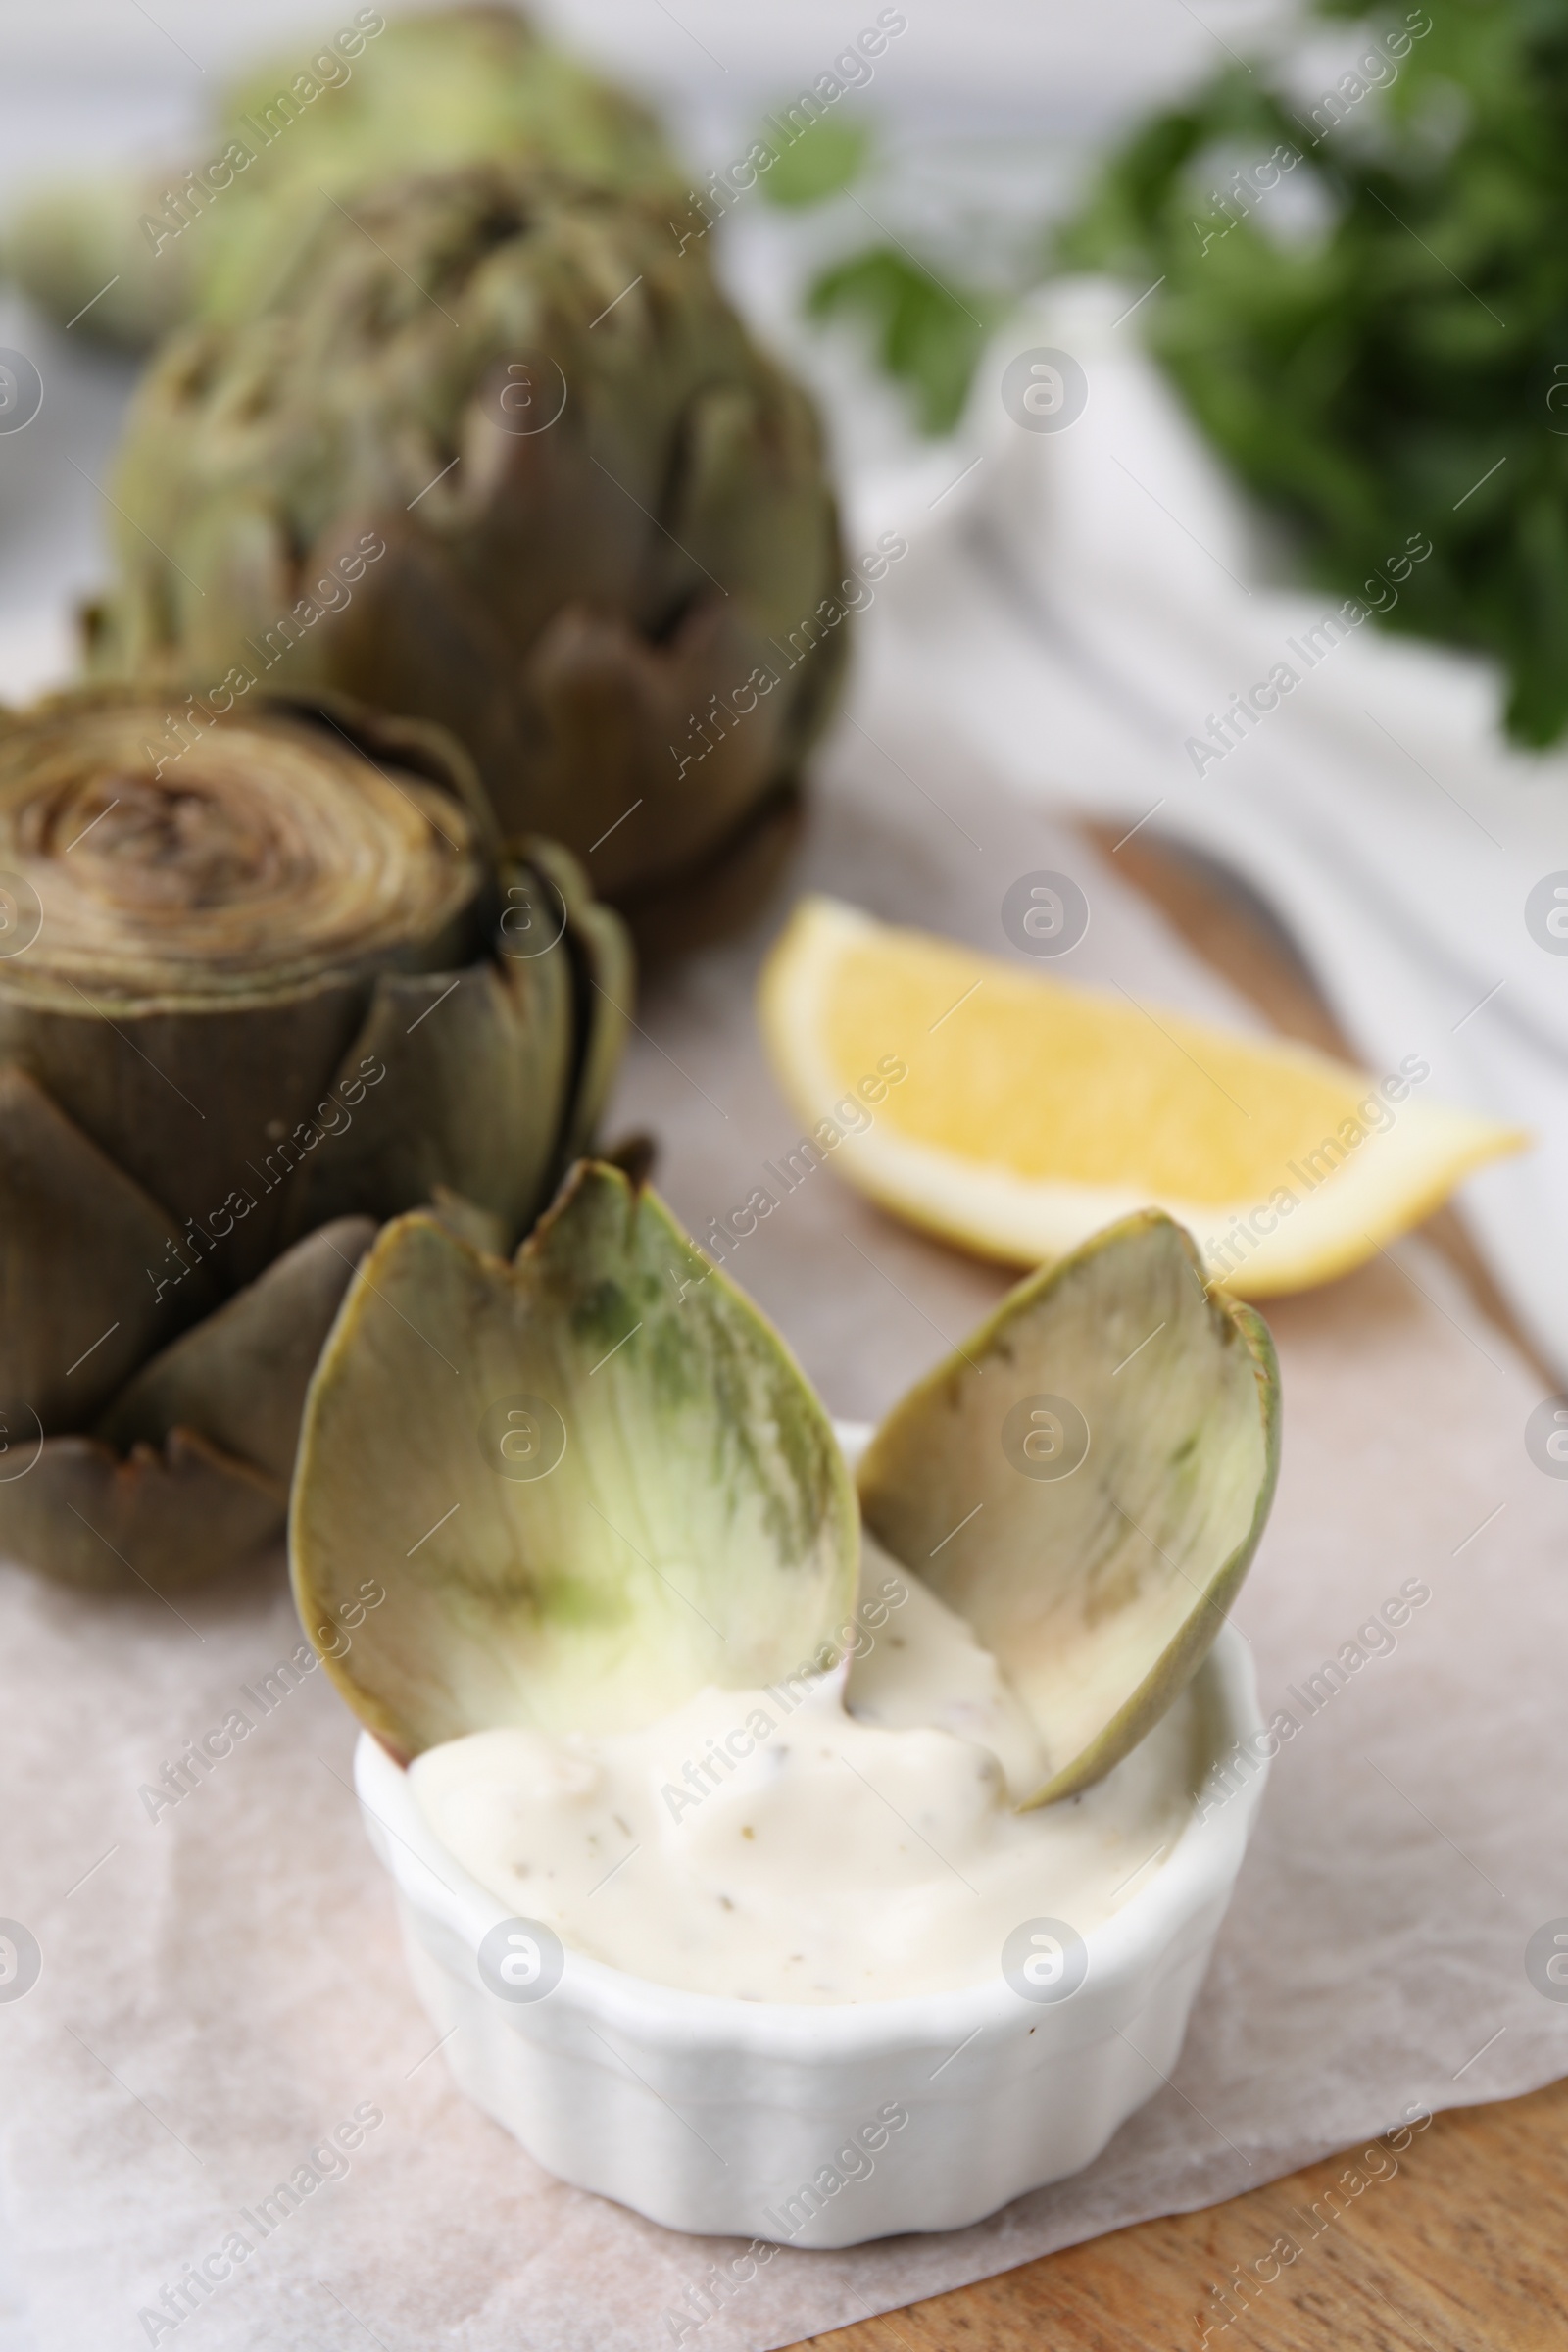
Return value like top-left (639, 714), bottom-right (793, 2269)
top-left (0, 686), bottom-right (628, 1589)
top-left (86, 166), bottom-right (848, 936)
top-left (3, 5), bottom-right (678, 353)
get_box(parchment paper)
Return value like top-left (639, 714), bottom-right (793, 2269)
top-left (3, 739), bottom-right (1567, 2352)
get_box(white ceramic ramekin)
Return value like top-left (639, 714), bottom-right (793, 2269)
top-left (354, 1620), bottom-right (1266, 2247)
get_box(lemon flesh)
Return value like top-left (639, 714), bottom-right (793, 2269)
top-left (759, 896), bottom-right (1527, 1295)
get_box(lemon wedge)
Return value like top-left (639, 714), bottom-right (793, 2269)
top-left (758, 895), bottom-right (1528, 1295)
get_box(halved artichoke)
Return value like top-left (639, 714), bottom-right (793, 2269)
top-left (0, 686), bottom-right (629, 1588)
top-left (85, 163), bottom-right (848, 939)
top-left (858, 1211), bottom-right (1281, 1804)
top-left (290, 1162), bottom-right (859, 1757)
top-left (2, 6), bottom-right (680, 353)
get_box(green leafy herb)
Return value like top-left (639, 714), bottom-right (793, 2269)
top-left (757, 115), bottom-right (874, 209)
top-left (807, 248), bottom-right (1000, 435)
top-left (1060, 0), bottom-right (1568, 745)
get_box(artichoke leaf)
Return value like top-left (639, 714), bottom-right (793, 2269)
top-left (290, 1162), bottom-right (858, 1757)
top-left (660, 376), bottom-right (844, 650)
top-left (170, 490), bottom-right (299, 683)
top-left (456, 399), bottom-right (653, 649)
top-left (10, 989), bottom-right (373, 1289)
top-left (295, 511), bottom-right (530, 817)
top-left (297, 938), bottom-right (574, 1250)
top-left (424, 1187), bottom-right (512, 1260)
top-left (277, 681), bottom-right (502, 859)
top-left (857, 1211), bottom-right (1280, 1806)
top-left (0, 1064), bottom-right (202, 1429)
top-left (520, 597), bottom-right (795, 903)
top-left (507, 838), bottom-right (634, 1167)
top-left (0, 1428), bottom-right (283, 1592)
top-left (97, 1215), bottom-right (375, 1483)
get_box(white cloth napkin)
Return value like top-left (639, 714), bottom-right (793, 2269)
top-left (852, 274), bottom-right (1568, 1380)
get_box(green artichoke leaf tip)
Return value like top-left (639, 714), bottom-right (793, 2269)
top-left (857, 1208), bottom-right (1281, 1807)
top-left (290, 1158), bottom-right (859, 1756)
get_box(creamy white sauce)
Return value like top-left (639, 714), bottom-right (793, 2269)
top-left (410, 1541), bottom-right (1202, 2003)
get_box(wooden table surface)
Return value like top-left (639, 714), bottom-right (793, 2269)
top-left (788, 827), bottom-right (1568, 2352)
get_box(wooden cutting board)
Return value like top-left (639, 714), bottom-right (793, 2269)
top-left (788, 826), bottom-right (1568, 2352)
top-left (792, 2072), bottom-right (1568, 2350)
